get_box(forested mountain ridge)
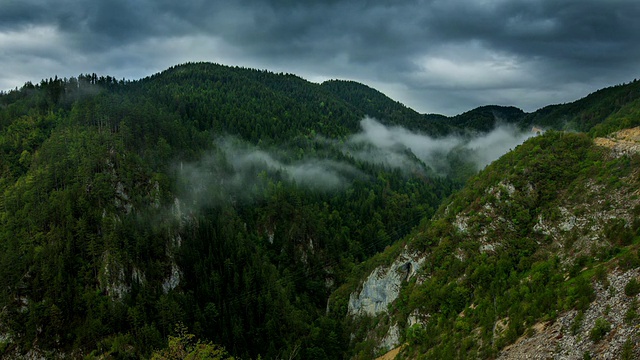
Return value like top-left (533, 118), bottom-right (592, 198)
top-left (447, 105), bottom-right (526, 133)
top-left (319, 80), bottom-right (451, 136)
top-left (1, 62), bottom-right (640, 359)
top-left (319, 76), bottom-right (640, 136)
top-left (338, 130), bottom-right (640, 358)
top-left (0, 62), bottom-right (461, 359)
top-left (518, 79), bottom-right (640, 134)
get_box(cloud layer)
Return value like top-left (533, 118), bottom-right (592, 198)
top-left (176, 137), bottom-right (365, 209)
top-left (345, 117), bottom-right (534, 174)
top-left (5, 0), bottom-right (637, 115)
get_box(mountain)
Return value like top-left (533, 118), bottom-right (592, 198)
top-left (338, 128), bottom-right (640, 359)
top-left (320, 80), bottom-right (451, 135)
top-left (519, 79), bottom-right (640, 133)
top-left (1, 62), bottom-right (640, 359)
top-left (447, 105), bottom-right (526, 133)
top-left (0, 63), bottom-right (460, 359)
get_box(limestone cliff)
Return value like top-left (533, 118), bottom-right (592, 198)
top-left (348, 250), bottom-right (424, 317)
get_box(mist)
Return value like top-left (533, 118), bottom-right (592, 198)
top-left (176, 136), bottom-right (364, 210)
top-left (176, 118), bottom-right (536, 211)
top-left (465, 125), bottom-right (536, 168)
top-left (344, 117), bottom-right (536, 174)
top-left (217, 137), bottom-right (363, 191)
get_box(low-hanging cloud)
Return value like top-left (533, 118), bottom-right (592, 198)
top-left (465, 125), bottom-right (535, 167)
top-left (344, 117), bottom-right (535, 174)
top-left (218, 137), bottom-right (363, 191)
top-left (176, 136), bottom-right (364, 210)
top-left (176, 119), bottom-right (535, 212)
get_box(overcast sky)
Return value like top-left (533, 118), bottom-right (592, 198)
top-left (1, 0), bottom-right (639, 115)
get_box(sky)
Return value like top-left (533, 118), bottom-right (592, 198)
top-left (1, 0), bottom-right (640, 116)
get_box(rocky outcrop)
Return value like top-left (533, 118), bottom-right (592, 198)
top-left (594, 127), bottom-right (640, 156)
top-left (498, 268), bottom-right (640, 360)
top-left (380, 323), bottom-right (401, 353)
top-left (162, 261), bottom-right (182, 294)
top-left (99, 251), bottom-right (130, 301)
top-left (348, 250), bottom-right (424, 317)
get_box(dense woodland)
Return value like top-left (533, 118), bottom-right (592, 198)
top-left (0, 64), bottom-right (460, 359)
top-left (330, 79), bottom-right (640, 359)
top-left (1, 63), bottom-right (640, 359)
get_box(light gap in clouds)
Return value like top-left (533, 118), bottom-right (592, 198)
top-left (411, 42), bottom-right (535, 90)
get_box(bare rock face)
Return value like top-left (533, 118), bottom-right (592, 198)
top-left (380, 323), bottom-right (401, 352)
top-left (99, 251), bottom-right (130, 301)
top-left (162, 261), bottom-right (182, 294)
top-left (348, 250), bottom-right (424, 317)
top-left (594, 127), bottom-right (640, 157)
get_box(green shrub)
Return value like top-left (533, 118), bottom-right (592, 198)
top-left (621, 338), bottom-right (634, 360)
top-left (593, 266), bottom-right (609, 288)
top-left (605, 219), bottom-right (634, 246)
top-left (406, 324), bottom-right (426, 345)
top-left (589, 318), bottom-right (610, 342)
top-left (571, 311), bottom-right (584, 335)
top-left (625, 299), bottom-right (638, 324)
top-left (619, 252), bottom-right (640, 270)
top-left (625, 278), bottom-right (640, 297)
top-left (570, 276), bottom-right (595, 311)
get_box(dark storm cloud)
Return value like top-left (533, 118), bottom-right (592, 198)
top-left (1, 0), bottom-right (640, 115)
top-left (421, 1), bottom-right (640, 69)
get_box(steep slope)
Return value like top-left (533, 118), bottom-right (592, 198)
top-left (336, 129), bottom-right (640, 359)
top-left (447, 105), bottom-right (526, 133)
top-left (520, 79), bottom-right (640, 132)
top-left (320, 80), bottom-right (451, 135)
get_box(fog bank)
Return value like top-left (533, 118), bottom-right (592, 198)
top-left (345, 117), bottom-right (535, 174)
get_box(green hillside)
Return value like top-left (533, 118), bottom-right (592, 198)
top-left (448, 105), bottom-right (526, 133)
top-left (1, 62), bottom-right (640, 359)
top-left (320, 80), bottom-right (451, 135)
top-left (0, 63), bottom-right (459, 359)
top-left (338, 129), bottom-right (640, 359)
top-left (520, 79), bottom-right (640, 132)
